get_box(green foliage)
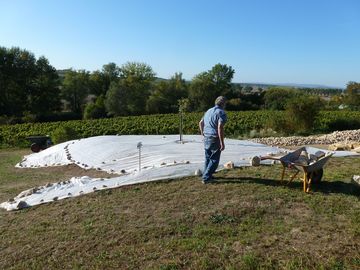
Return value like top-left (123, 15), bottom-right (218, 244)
top-left (21, 111), bottom-right (37, 123)
top-left (189, 72), bottom-right (214, 111)
top-left (263, 87), bottom-right (299, 110)
top-left (51, 126), bottom-right (79, 144)
top-left (105, 81), bottom-right (128, 116)
top-left (326, 118), bottom-right (360, 131)
top-left (83, 95), bottom-right (107, 120)
top-left (29, 56), bottom-right (62, 115)
top-left (267, 114), bottom-right (291, 134)
top-left (299, 87), bottom-right (343, 95)
top-left (315, 110), bottom-right (360, 132)
top-left (209, 213), bottom-right (236, 224)
top-left (178, 98), bottom-right (190, 113)
top-left (61, 69), bottom-right (91, 114)
top-left (227, 93), bottom-right (265, 111)
top-left (344, 81), bottom-right (360, 109)
top-left (1, 110), bottom-right (360, 148)
top-left (147, 73), bottom-right (188, 114)
top-left (189, 63), bottom-right (234, 111)
top-left (89, 62), bottom-right (121, 96)
top-left (269, 95), bottom-right (324, 134)
top-left (0, 47), bottom-right (61, 117)
top-left (105, 62), bottom-right (156, 116)
top-left (285, 95), bottom-right (323, 133)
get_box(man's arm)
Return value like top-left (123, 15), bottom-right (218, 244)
top-left (199, 119), bottom-right (204, 136)
top-left (218, 122), bottom-right (225, 151)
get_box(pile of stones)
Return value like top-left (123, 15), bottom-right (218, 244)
top-left (251, 129), bottom-right (360, 152)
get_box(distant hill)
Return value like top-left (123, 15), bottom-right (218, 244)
top-left (271, 83), bottom-right (343, 89)
top-left (56, 71), bottom-right (343, 90)
top-left (233, 82), bottom-right (343, 90)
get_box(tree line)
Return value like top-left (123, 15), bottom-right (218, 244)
top-left (1, 46), bottom-right (359, 124)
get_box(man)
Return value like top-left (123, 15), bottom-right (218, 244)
top-left (199, 96), bottom-right (227, 184)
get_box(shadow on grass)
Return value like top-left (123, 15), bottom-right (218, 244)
top-left (215, 177), bottom-right (360, 196)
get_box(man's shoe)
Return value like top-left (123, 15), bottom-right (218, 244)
top-left (202, 179), bottom-right (215, 184)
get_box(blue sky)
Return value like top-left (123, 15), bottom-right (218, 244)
top-left (1, 0), bottom-right (359, 88)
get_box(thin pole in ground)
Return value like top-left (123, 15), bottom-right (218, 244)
top-left (137, 142), bottom-right (142, 172)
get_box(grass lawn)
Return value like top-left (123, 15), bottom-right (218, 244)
top-left (0, 148), bottom-right (359, 269)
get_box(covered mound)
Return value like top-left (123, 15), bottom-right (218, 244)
top-left (1, 135), bottom-right (357, 211)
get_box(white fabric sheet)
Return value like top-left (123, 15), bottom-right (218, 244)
top-left (1, 135), bottom-right (357, 211)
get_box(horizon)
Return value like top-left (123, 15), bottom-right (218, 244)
top-left (1, 0), bottom-right (360, 88)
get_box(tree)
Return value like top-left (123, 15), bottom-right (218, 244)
top-left (264, 87), bottom-right (299, 110)
top-left (105, 81), bottom-right (128, 116)
top-left (0, 47), bottom-right (61, 118)
top-left (147, 72), bottom-right (188, 114)
top-left (102, 62), bottom-right (121, 93)
top-left (27, 56), bottom-right (61, 115)
top-left (105, 62), bottom-right (155, 116)
top-left (189, 72), bottom-right (214, 111)
top-left (208, 63), bottom-right (235, 96)
top-left (83, 95), bottom-right (107, 119)
top-left (344, 81), bottom-right (360, 109)
top-left (89, 63), bottom-right (121, 96)
top-left (0, 47), bottom-right (37, 116)
top-left (61, 69), bottom-right (91, 114)
top-left (243, 85), bottom-right (253, 93)
top-left (285, 95), bottom-right (323, 133)
top-left (89, 70), bottom-right (107, 96)
top-left (189, 63), bottom-right (234, 111)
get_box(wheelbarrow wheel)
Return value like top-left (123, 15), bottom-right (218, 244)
top-left (307, 169), bottom-right (323, 185)
top-left (31, 143), bottom-right (41, 153)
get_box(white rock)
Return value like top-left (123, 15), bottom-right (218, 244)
top-left (224, 161), bottom-right (235, 169)
top-left (352, 175), bottom-right (360, 186)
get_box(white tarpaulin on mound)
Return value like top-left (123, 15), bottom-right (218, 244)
top-left (1, 135), bottom-right (358, 211)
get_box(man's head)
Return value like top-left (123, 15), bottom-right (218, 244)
top-left (215, 96), bottom-right (227, 108)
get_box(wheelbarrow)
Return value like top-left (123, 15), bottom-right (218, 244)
top-left (26, 136), bottom-right (52, 153)
top-left (261, 147), bottom-right (333, 193)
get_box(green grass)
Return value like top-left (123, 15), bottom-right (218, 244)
top-left (0, 149), bottom-right (359, 269)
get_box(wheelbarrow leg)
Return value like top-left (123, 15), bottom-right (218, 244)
top-left (306, 172), bottom-right (313, 193)
top-left (303, 173), bottom-right (307, 193)
top-left (287, 170), bottom-right (300, 185)
top-left (281, 167), bottom-right (285, 181)
top-left (303, 173), bottom-right (312, 193)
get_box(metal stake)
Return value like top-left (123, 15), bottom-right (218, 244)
top-left (137, 142), bottom-right (142, 172)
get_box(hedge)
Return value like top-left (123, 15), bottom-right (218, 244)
top-left (1, 111), bottom-right (359, 148)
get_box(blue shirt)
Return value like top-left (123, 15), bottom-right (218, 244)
top-left (202, 105), bottom-right (227, 137)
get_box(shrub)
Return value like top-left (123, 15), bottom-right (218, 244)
top-left (1, 110), bottom-right (360, 148)
top-left (37, 112), bottom-right (82, 122)
top-left (83, 95), bottom-right (107, 120)
top-left (284, 96), bottom-right (322, 134)
top-left (21, 111), bottom-right (37, 123)
top-left (264, 87), bottom-right (298, 110)
top-left (267, 114), bottom-right (294, 135)
top-left (51, 126), bottom-right (79, 144)
top-left (327, 118), bottom-right (360, 131)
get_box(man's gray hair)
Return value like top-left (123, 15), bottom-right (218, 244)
top-left (215, 96), bottom-right (227, 107)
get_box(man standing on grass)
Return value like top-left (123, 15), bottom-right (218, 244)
top-left (199, 96), bottom-right (227, 184)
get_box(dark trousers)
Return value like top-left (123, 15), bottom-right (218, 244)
top-left (202, 136), bottom-right (221, 181)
